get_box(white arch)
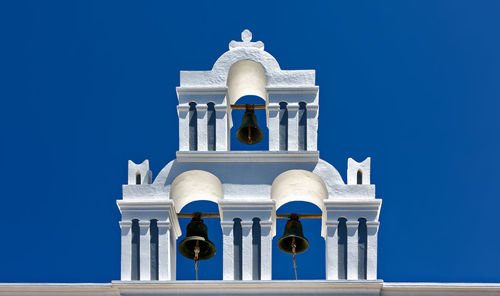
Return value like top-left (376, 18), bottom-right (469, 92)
top-left (227, 59), bottom-right (267, 106)
top-left (170, 170), bottom-right (223, 212)
top-left (271, 169), bottom-right (328, 211)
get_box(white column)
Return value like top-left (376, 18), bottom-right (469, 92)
top-left (325, 221), bottom-right (339, 280)
top-left (120, 221), bottom-right (132, 281)
top-left (177, 105), bottom-right (189, 151)
top-left (241, 221), bottom-right (253, 280)
top-left (260, 221), bottom-right (273, 280)
top-left (215, 105), bottom-right (228, 151)
top-left (267, 104), bottom-right (280, 151)
top-left (158, 221), bottom-right (175, 280)
top-left (306, 105), bottom-right (318, 151)
top-left (287, 103), bottom-right (299, 151)
top-left (221, 221), bottom-right (235, 280)
top-left (366, 221), bottom-right (379, 280)
top-left (139, 220), bottom-right (151, 280)
top-left (196, 104), bottom-right (208, 151)
top-left (346, 221), bottom-right (359, 280)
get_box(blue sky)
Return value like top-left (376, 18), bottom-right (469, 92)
top-left (1, 0), bottom-right (500, 283)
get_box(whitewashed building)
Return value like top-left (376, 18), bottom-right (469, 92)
top-left (1, 30), bottom-right (499, 296)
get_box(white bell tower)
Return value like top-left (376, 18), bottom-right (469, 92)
top-left (117, 30), bottom-right (381, 282)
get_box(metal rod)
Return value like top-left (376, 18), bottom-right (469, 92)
top-left (230, 104), bottom-right (266, 110)
top-left (177, 213), bottom-right (322, 219)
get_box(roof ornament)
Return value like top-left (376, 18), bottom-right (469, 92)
top-left (229, 29), bottom-right (264, 50)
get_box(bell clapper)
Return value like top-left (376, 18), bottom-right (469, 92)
top-left (194, 240), bottom-right (200, 280)
top-left (247, 126), bottom-right (252, 144)
top-left (291, 237), bottom-right (298, 280)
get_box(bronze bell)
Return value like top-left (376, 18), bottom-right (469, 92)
top-left (178, 212), bottom-right (216, 261)
top-left (277, 213), bottom-right (309, 254)
top-left (236, 105), bottom-right (263, 145)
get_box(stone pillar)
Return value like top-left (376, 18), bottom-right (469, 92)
top-left (158, 221), bottom-right (175, 280)
top-left (177, 104), bottom-right (190, 151)
top-left (366, 221), bottom-right (379, 280)
top-left (221, 221), bottom-right (235, 280)
top-left (260, 221), bottom-right (273, 280)
top-left (346, 221), bottom-right (359, 280)
top-left (139, 220), bottom-right (151, 280)
top-left (306, 105), bottom-right (318, 151)
top-left (267, 103), bottom-right (280, 151)
top-left (219, 201), bottom-right (275, 281)
top-left (287, 103), bottom-right (299, 151)
top-left (120, 221), bottom-right (132, 281)
top-left (325, 221), bottom-right (339, 280)
top-left (241, 221), bottom-right (254, 280)
top-left (196, 104), bottom-right (208, 151)
top-left (215, 105), bottom-right (228, 151)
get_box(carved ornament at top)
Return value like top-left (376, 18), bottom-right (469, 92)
top-left (229, 29), bottom-right (264, 50)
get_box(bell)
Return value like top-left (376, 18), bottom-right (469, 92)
top-left (236, 105), bottom-right (263, 145)
top-left (178, 212), bottom-right (216, 261)
top-left (277, 213), bottom-right (309, 254)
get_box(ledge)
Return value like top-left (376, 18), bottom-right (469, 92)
top-left (176, 151), bottom-right (320, 163)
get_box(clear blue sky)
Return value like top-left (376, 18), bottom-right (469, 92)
top-left (1, 0), bottom-right (499, 283)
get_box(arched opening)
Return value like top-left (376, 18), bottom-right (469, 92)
top-left (338, 217), bottom-right (347, 280)
top-left (207, 102), bottom-right (216, 151)
top-left (189, 102), bottom-right (197, 151)
top-left (298, 102), bottom-right (307, 151)
top-left (176, 200), bottom-right (222, 280)
top-left (230, 95), bottom-right (269, 151)
top-left (135, 172), bottom-right (141, 185)
top-left (279, 102), bottom-right (288, 151)
top-left (150, 219), bottom-right (159, 280)
top-left (233, 218), bottom-right (243, 280)
top-left (357, 169), bottom-right (363, 184)
top-left (273, 201), bottom-right (324, 280)
top-left (131, 219), bottom-right (140, 280)
top-left (252, 217), bottom-right (261, 280)
top-left (358, 218), bottom-right (367, 280)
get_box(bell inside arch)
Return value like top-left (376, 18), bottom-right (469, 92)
top-left (277, 213), bottom-right (309, 254)
top-left (178, 212), bottom-right (216, 261)
top-left (236, 105), bottom-right (264, 145)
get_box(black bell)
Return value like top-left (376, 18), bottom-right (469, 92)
top-left (178, 212), bottom-right (216, 261)
top-left (236, 105), bottom-right (264, 145)
top-left (277, 214), bottom-right (309, 254)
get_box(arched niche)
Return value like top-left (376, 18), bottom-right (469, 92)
top-left (273, 201), bottom-right (325, 280)
top-left (271, 169), bottom-right (328, 212)
top-left (170, 170), bottom-right (223, 212)
top-left (176, 200), bottom-right (222, 280)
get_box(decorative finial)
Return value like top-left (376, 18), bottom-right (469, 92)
top-left (241, 29), bottom-right (252, 42)
top-left (229, 29), bottom-right (264, 50)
